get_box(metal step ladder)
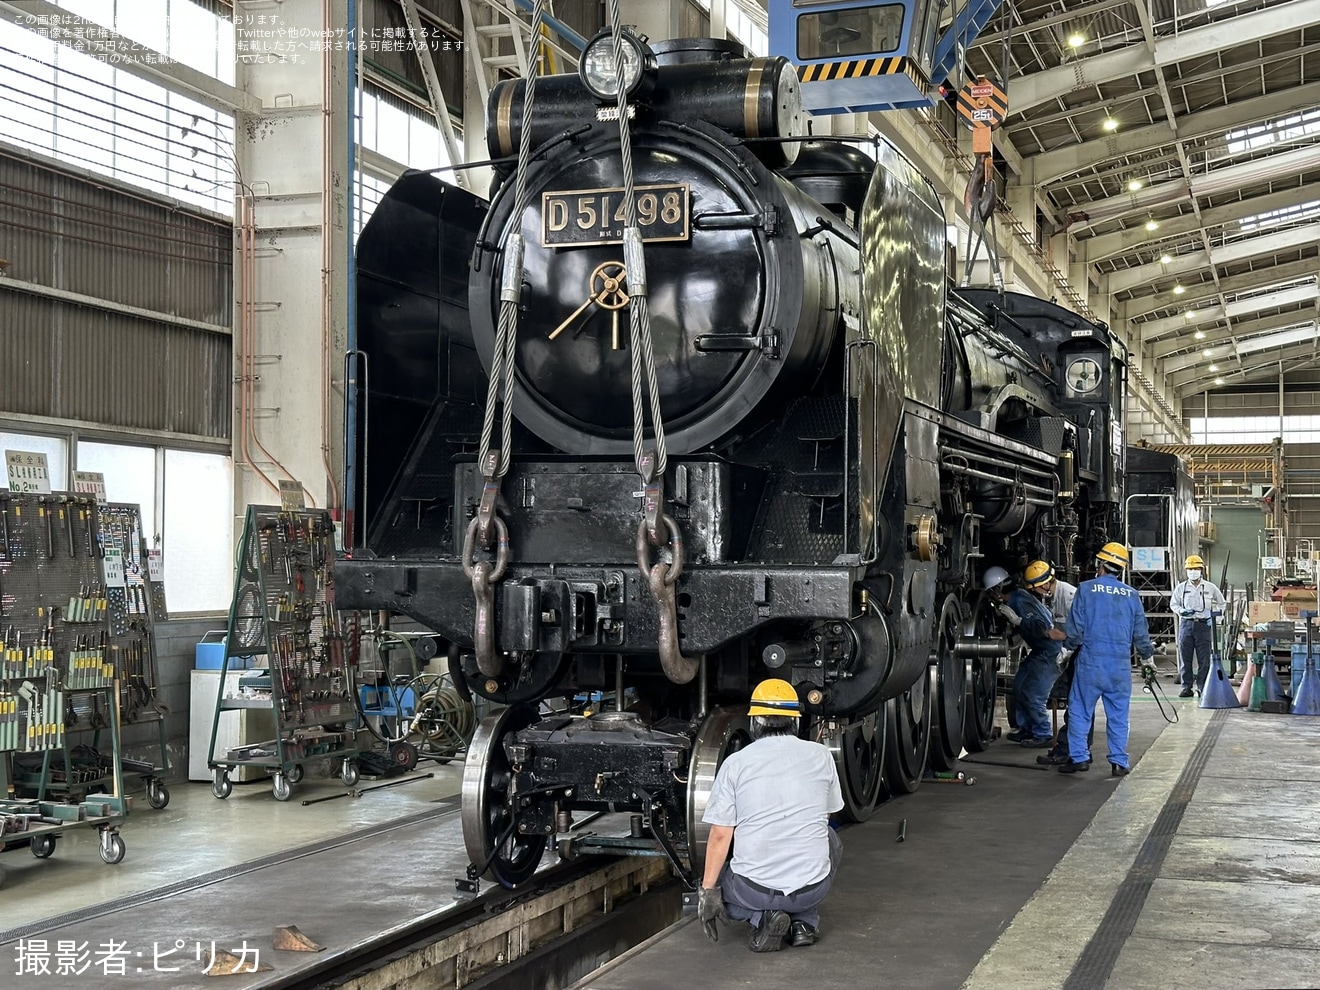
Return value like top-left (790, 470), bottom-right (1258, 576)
top-left (459, 0), bottom-right (582, 108)
top-left (931, 0), bottom-right (1003, 85)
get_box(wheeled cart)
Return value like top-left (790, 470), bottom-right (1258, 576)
top-left (208, 505), bottom-right (359, 802)
top-left (0, 796), bottom-right (129, 889)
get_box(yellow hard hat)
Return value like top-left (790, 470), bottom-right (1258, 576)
top-left (1024, 560), bottom-right (1055, 588)
top-left (748, 678), bottom-right (801, 718)
top-left (1185, 555), bottom-right (1205, 569)
top-left (1096, 542), bottom-right (1129, 569)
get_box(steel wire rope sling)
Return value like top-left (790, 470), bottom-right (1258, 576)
top-left (465, 0), bottom-right (553, 679)
top-left (605, 0), bottom-right (697, 684)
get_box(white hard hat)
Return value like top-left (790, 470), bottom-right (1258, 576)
top-left (982, 565), bottom-right (1011, 591)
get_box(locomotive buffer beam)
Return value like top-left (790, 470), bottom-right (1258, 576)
top-left (335, 556), bottom-right (856, 656)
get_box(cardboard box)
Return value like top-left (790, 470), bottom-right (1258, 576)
top-left (1277, 588), bottom-right (1317, 602)
top-left (1250, 601), bottom-right (1284, 623)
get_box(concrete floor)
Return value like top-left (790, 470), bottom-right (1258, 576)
top-left (577, 682), bottom-right (1320, 990)
top-left (0, 759), bottom-right (466, 935)
top-left (9, 677), bottom-right (1318, 990)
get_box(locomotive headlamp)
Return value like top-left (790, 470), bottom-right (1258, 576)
top-left (580, 28), bottom-right (653, 102)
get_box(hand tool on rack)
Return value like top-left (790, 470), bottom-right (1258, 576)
top-left (58, 496), bottom-right (75, 558)
top-left (36, 496), bottom-right (54, 558)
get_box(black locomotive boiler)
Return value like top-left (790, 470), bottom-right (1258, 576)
top-left (335, 31), bottom-right (1128, 887)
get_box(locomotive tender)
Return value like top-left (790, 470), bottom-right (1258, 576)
top-left (335, 30), bottom-right (1128, 887)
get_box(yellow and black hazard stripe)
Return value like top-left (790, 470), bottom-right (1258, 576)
top-left (797, 56), bottom-right (927, 90)
top-left (957, 78), bottom-right (1008, 128)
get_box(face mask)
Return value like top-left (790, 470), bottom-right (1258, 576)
top-left (1187, 569), bottom-right (1202, 581)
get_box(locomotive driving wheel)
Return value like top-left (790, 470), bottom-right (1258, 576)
top-left (685, 707), bottom-right (750, 876)
top-left (883, 659), bottom-right (932, 794)
top-left (928, 595), bottom-right (968, 772)
top-left (961, 591), bottom-right (1001, 752)
top-left (827, 707), bottom-right (888, 822)
top-left (462, 705), bottom-right (546, 888)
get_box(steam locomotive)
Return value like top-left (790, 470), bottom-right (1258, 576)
top-left (335, 32), bottom-right (1127, 887)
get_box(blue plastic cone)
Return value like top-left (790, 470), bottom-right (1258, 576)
top-left (1199, 656), bottom-right (1241, 709)
top-left (1261, 657), bottom-right (1288, 703)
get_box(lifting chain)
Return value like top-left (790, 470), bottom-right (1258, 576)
top-left (603, 0), bottom-right (697, 685)
top-left (468, 0), bottom-right (551, 677)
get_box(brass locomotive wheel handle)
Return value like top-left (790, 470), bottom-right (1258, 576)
top-left (547, 261), bottom-right (630, 342)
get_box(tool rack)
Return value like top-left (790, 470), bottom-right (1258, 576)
top-left (0, 490), bottom-right (131, 886)
top-left (4, 499), bottom-right (171, 810)
top-left (208, 505), bottom-right (359, 802)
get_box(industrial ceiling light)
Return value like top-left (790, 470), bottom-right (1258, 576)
top-left (1103, 117), bottom-right (1119, 132)
top-left (1215, 377), bottom-right (1225, 385)
top-left (1160, 253), bottom-right (1173, 264)
top-left (1186, 312), bottom-right (1198, 321)
top-left (1128, 177), bottom-right (1144, 192)
top-left (1201, 348), bottom-right (1213, 356)
top-left (1145, 217), bottom-right (1160, 231)
top-left (1067, 32), bottom-right (1086, 47)
top-left (1193, 329), bottom-right (1206, 338)
top-left (1172, 283), bottom-right (1186, 294)
top-left (1209, 364), bottom-right (1219, 371)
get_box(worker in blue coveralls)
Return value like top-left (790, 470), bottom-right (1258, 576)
top-left (1005, 560), bottom-right (1068, 748)
top-left (1059, 542), bottom-right (1154, 778)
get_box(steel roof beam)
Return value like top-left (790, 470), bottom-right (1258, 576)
top-left (1174, 340), bottom-right (1319, 396)
top-left (1136, 279), bottom-right (1319, 342)
top-left (1126, 256), bottom-right (1320, 322)
top-left (1011, 0), bottom-right (1320, 113)
top-left (1160, 317), bottom-right (1315, 373)
top-left (1079, 143), bottom-right (1320, 226)
top-left (1028, 82), bottom-right (1320, 186)
top-left (1081, 181), bottom-right (1320, 262)
top-left (1109, 225), bottom-right (1320, 296)
top-left (1150, 311), bottom-right (1315, 360)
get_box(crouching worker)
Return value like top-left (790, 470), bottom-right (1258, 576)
top-left (698, 679), bottom-right (844, 952)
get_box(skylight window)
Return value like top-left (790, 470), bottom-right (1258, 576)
top-left (1238, 199), bottom-right (1320, 233)
top-left (1225, 107), bottom-right (1320, 155)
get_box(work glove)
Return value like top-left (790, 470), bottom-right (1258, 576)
top-left (996, 603), bottom-right (1021, 627)
top-left (1178, 608), bottom-right (1194, 618)
top-left (698, 885), bottom-right (730, 942)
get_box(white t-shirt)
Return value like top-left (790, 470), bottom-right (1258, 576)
top-left (701, 733), bottom-right (843, 894)
top-left (1053, 580), bottom-right (1077, 627)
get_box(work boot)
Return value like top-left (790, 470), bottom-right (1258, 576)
top-left (1057, 759), bottom-right (1091, 774)
top-left (788, 920), bottom-right (819, 947)
top-left (1178, 687), bottom-right (1194, 698)
top-left (1006, 730), bottom-right (1030, 742)
top-left (1036, 751), bottom-right (1069, 765)
top-left (1020, 736), bottom-right (1052, 748)
top-left (748, 911), bottom-right (790, 952)
top-left (1111, 763), bottom-right (1130, 777)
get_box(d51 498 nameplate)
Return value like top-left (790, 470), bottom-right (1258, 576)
top-left (541, 183), bottom-right (690, 247)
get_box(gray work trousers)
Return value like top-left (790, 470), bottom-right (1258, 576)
top-left (719, 828), bottom-right (843, 928)
top-left (1179, 618), bottom-right (1212, 689)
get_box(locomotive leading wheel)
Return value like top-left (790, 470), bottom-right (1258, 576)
top-left (828, 707), bottom-right (887, 823)
top-left (463, 705), bottom-right (547, 888)
top-left (685, 707), bottom-right (751, 877)
top-left (883, 664), bottom-right (932, 794)
top-left (928, 595), bottom-right (968, 772)
top-left (961, 591), bottom-right (1001, 752)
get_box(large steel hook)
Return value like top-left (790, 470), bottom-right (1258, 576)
top-left (636, 513), bottom-right (699, 685)
top-left (463, 514), bottom-right (510, 678)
